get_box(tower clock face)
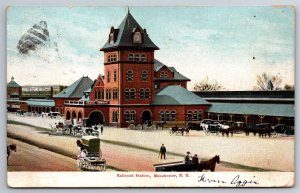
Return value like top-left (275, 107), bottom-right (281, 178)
top-left (133, 32), bottom-right (142, 43)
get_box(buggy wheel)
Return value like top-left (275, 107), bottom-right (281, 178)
top-left (150, 125), bottom-right (155, 130)
top-left (136, 124), bottom-right (142, 130)
top-left (271, 131), bottom-right (278, 138)
top-left (205, 130), bottom-right (210, 136)
top-left (128, 124), bottom-right (135, 130)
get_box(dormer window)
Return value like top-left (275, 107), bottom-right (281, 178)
top-left (132, 28), bottom-right (143, 44)
top-left (109, 27), bottom-right (119, 44)
top-left (109, 33), bottom-right (115, 44)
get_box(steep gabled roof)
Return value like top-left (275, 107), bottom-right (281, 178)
top-left (100, 11), bottom-right (159, 51)
top-left (53, 76), bottom-right (93, 98)
top-left (152, 85), bottom-right (210, 105)
top-left (154, 59), bottom-right (190, 81)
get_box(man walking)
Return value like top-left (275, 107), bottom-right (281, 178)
top-left (160, 144), bottom-right (166, 160)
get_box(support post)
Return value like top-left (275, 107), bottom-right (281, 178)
top-left (243, 114), bottom-right (249, 124)
top-left (258, 115), bottom-right (265, 124)
top-left (276, 117), bottom-right (282, 124)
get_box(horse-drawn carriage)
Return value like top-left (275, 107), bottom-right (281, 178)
top-left (205, 123), bottom-right (221, 136)
top-left (79, 136), bottom-right (106, 171)
top-left (270, 124), bottom-right (290, 137)
top-left (153, 155), bottom-right (220, 172)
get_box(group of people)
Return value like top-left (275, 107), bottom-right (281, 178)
top-left (184, 151), bottom-right (199, 164)
top-left (159, 144), bottom-right (199, 164)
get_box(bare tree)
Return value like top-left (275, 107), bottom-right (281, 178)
top-left (254, 72), bottom-right (282, 91)
top-left (193, 77), bottom-right (222, 91)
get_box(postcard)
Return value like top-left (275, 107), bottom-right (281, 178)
top-left (6, 6), bottom-right (295, 187)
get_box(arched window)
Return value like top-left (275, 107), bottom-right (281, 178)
top-left (130, 111), bottom-right (136, 122)
top-left (107, 71), bottom-right (110, 82)
top-left (108, 54), bottom-right (117, 62)
top-left (171, 111), bottom-right (176, 121)
top-left (160, 111), bottom-right (165, 122)
top-left (187, 111), bottom-right (193, 121)
top-left (108, 89), bottom-right (111, 99)
top-left (125, 89), bottom-right (130, 99)
top-left (125, 111), bottom-right (130, 122)
top-left (100, 89), bottom-right (104, 99)
top-left (112, 111), bottom-right (118, 122)
top-left (160, 71), bottom-right (168, 78)
top-left (113, 70), bottom-right (117, 82)
top-left (198, 111), bottom-right (202, 121)
top-left (128, 53), bottom-right (134, 61)
top-left (141, 54), bottom-right (146, 62)
top-left (141, 70), bottom-right (148, 81)
top-left (127, 70), bottom-right (133, 81)
top-left (145, 88), bottom-right (150, 99)
top-left (165, 111), bottom-right (170, 122)
top-left (193, 111), bottom-right (198, 121)
top-left (139, 88), bottom-right (145, 99)
top-left (113, 88), bottom-right (118, 100)
top-left (135, 54), bottom-right (140, 61)
top-left (130, 88), bottom-right (136, 99)
top-left (105, 89), bottom-right (109, 100)
top-left (97, 90), bottom-right (100, 99)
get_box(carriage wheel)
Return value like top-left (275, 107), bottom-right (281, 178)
top-left (271, 131), bottom-right (278, 138)
top-left (150, 125), bottom-right (155, 130)
top-left (205, 130), bottom-right (210, 136)
top-left (128, 124), bottom-right (135, 130)
top-left (136, 124), bottom-right (142, 130)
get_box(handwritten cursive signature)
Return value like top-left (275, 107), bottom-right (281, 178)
top-left (198, 174), bottom-right (259, 187)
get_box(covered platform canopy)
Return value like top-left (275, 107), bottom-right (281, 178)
top-left (208, 103), bottom-right (294, 117)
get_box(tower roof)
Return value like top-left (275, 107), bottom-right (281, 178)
top-left (7, 77), bottom-right (21, 88)
top-left (100, 11), bottom-right (159, 51)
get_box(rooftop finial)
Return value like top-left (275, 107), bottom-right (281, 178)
top-left (126, 6), bottom-right (130, 14)
top-left (11, 76), bottom-right (14, 81)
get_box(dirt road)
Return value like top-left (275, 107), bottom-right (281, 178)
top-left (7, 138), bottom-right (79, 171)
top-left (7, 124), bottom-right (246, 172)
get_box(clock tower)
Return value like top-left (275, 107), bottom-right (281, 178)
top-left (100, 10), bottom-right (159, 106)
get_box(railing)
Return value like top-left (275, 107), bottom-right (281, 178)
top-left (64, 100), bottom-right (109, 105)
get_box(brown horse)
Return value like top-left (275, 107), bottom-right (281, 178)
top-left (7, 144), bottom-right (17, 162)
top-left (198, 155), bottom-right (220, 172)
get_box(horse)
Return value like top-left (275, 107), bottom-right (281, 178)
top-left (7, 144), bottom-right (17, 162)
top-left (198, 155), bottom-right (220, 172)
top-left (218, 123), bottom-right (233, 137)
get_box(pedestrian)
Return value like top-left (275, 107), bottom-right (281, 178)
top-left (100, 124), bottom-right (104, 135)
top-left (159, 144), bottom-right (166, 160)
top-left (192, 154), bottom-right (199, 164)
top-left (184, 151), bottom-right (192, 163)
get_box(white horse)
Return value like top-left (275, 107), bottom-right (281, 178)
top-left (218, 123), bottom-right (230, 130)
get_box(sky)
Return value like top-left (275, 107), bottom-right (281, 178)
top-left (7, 6), bottom-right (295, 90)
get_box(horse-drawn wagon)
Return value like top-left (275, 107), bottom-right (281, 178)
top-left (153, 155), bottom-right (220, 172)
top-left (79, 136), bottom-right (106, 171)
